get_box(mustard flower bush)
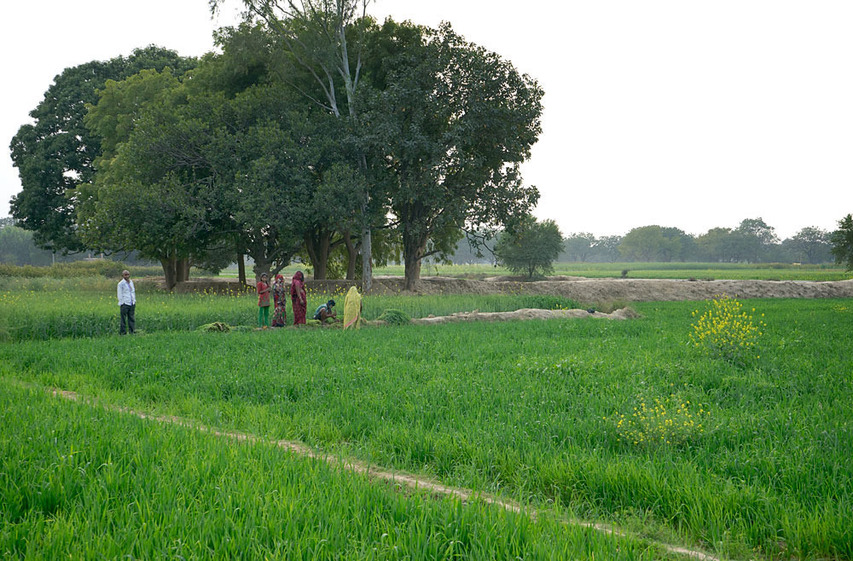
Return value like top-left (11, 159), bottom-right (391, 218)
top-left (609, 394), bottom-right (710, 447)
top-left (689, 295), bottom-right (765, 365)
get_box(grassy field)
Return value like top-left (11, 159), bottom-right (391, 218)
top-left (1, 275), bottom-right (851, 560)
top-left (0, 279), bottom-right (579, 342)
top-left (221, 262), bottom-right (853, 282)
top-left (1, 382), bottom-right (669, 560)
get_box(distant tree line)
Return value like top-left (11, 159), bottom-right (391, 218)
top-left (559, 218), bottom-right (842, 265)
top-left (0, 218), bottom-right (154, 267)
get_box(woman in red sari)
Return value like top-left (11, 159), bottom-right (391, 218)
top-left (256, 273), bottom-right (271, 328)
top-left (290, 270), bottom-right (307, 325)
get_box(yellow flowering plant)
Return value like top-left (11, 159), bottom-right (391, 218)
top-left (608, 393), bottom-right (710, 447)
top-left (689, 295), bottom-right (765, 365)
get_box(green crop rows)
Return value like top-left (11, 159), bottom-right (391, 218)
top-left (1, 277), bottom-right (851, 560)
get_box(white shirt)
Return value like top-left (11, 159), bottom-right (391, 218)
top-left (118, 279), bottom-right (136, 306)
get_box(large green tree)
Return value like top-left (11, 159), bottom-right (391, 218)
top-left (696, 227), bottom-right (736, 262)
top-left (363, 21), bottom-right (543, 289)
top-left (563, 232), bottom-right (597, 262)
top-left (83, 74), bottom-right (310, 286)
top-left (192, 23), bottom-right (311, 281)
top-left (495, 216), bottom-right (563, 279)
top-left (81, 22), bottom-right (373, 286)
top-left (619, 225), bottom-right (678, 261)
top-left (734, 217), bottom-right (779, 263)
top-left (191, 22), bottom-right (368, 280)
top-left (831, 214), bottom-right (853, 271)
top-left (80, 69), bottom-right (230, 288)
top-left (785, 226), bottom-right (832, 264)
top-left (9, 47), bottom-right (196, 254)
top-left (211, 0), bottom-right (379, 289)
top-left (78, 71), bottom-right (215, 288)
top-left (222, 88), bottom-right (324, 279)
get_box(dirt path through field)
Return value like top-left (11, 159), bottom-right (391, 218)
top-left (45, 386), bottom-right (720, 561)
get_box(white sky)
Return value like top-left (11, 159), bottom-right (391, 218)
top-left (1, 0), bottom-right (851, 239)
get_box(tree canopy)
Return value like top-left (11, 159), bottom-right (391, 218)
top-left (9, 47), bottom-right (196, 254)
top-left (363, 20), bottom-right (542, 288)
top-left (495, 216), bottom-right (562, 279)
top-left (831, 214), bottom-right (853, 271)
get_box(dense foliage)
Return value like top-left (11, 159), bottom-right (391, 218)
top-left (831, 214), bottom-right (853, 270)
top-left (9, 47), bottom-right (197, 254)
top-left (11, 3), bottom-right (542, 290)
top-left (495, 216), bottom-right (563, 278)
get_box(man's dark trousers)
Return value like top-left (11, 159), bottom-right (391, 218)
top-left (120, 304), bottom-right (135, 335)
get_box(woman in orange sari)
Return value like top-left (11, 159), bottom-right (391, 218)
top-left (290, 270), bottom-right (307, 325)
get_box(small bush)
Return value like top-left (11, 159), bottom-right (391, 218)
top-left (378, 309), bottom-right (411, 325)
top-left (521, 295), bottom-right (580, 310)
top-left (197, 322), bottom-right (231, 332)
top-left (609, 393), bottom-right (711, 447)
top-left (689, 295), bottom-right (766, 365)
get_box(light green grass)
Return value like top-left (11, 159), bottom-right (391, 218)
top-left (0, 382), bottom-right (665, 560)
top-left (2, 297), bottom-right (851, 560)
top-left (0, 281), bottom-right (579, 342)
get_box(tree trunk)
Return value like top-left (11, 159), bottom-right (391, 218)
top-left (177, 258), bottom-right (190, 282)
top-left (361, 224), bottom-right (372, 292)
top-left (237, 253), bottom-right (247, 287)
top-left (252, 257), bottom-right (272, 281)
top-left (160, 256), bottom-right (177, 290)
top-left (403, 249), bottom-right (422, 291)
top-left (403, 231), bottom-right (426, 291)
top-left (304, 234), bottom-right (331, 280)
top-left (343, 230), bottom-right (358, 280)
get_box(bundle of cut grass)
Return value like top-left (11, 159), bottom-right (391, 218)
top-left (197, 322), bottom-right (231, 332)
top-left (377, 309), bottom-right (411, 325)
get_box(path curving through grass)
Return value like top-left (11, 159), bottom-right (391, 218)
top-left (45, 384), bottom-right (720, 561)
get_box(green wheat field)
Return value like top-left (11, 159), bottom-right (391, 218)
top-left (1, 271), bottom-right (851, 560)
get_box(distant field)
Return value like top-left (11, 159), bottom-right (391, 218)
top-left (217, 262), bottom-right (852, 282)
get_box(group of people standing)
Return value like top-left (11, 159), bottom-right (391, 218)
top-left (256, 270), bottom-right (337, 329)
top-left (116, 268), bottom-right (360, 334)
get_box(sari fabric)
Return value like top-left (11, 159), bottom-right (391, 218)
top-left (272, 275), bottom-right (287, 327)
top-left (290, 271), bottom-right (307, 325)
top-left (343, 286), bottom-right (362, 330)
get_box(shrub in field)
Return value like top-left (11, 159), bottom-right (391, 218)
top-left (197, 322), bottom-right (231, 332)
top-left (610, 394), bottom-right (710, 447)
top-left (378, 309), bottom-right (411, 325)
top-left (521, 294), bottom-right (580, 310)
top-left (689, 295), bottom-right (765, 365)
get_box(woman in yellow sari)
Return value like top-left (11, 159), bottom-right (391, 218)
top-left (343, 286), bottom-right (362, 330)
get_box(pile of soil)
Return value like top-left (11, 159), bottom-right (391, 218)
top-left (372, 276), bottom-right (853, 302)
top-left (410, 307), bottom-right (642, 325)
top-left (172, 276), bottom-right (853, 302)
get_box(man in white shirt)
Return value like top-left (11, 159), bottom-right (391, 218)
top-left (117, 269), bottom-right (136, 335)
